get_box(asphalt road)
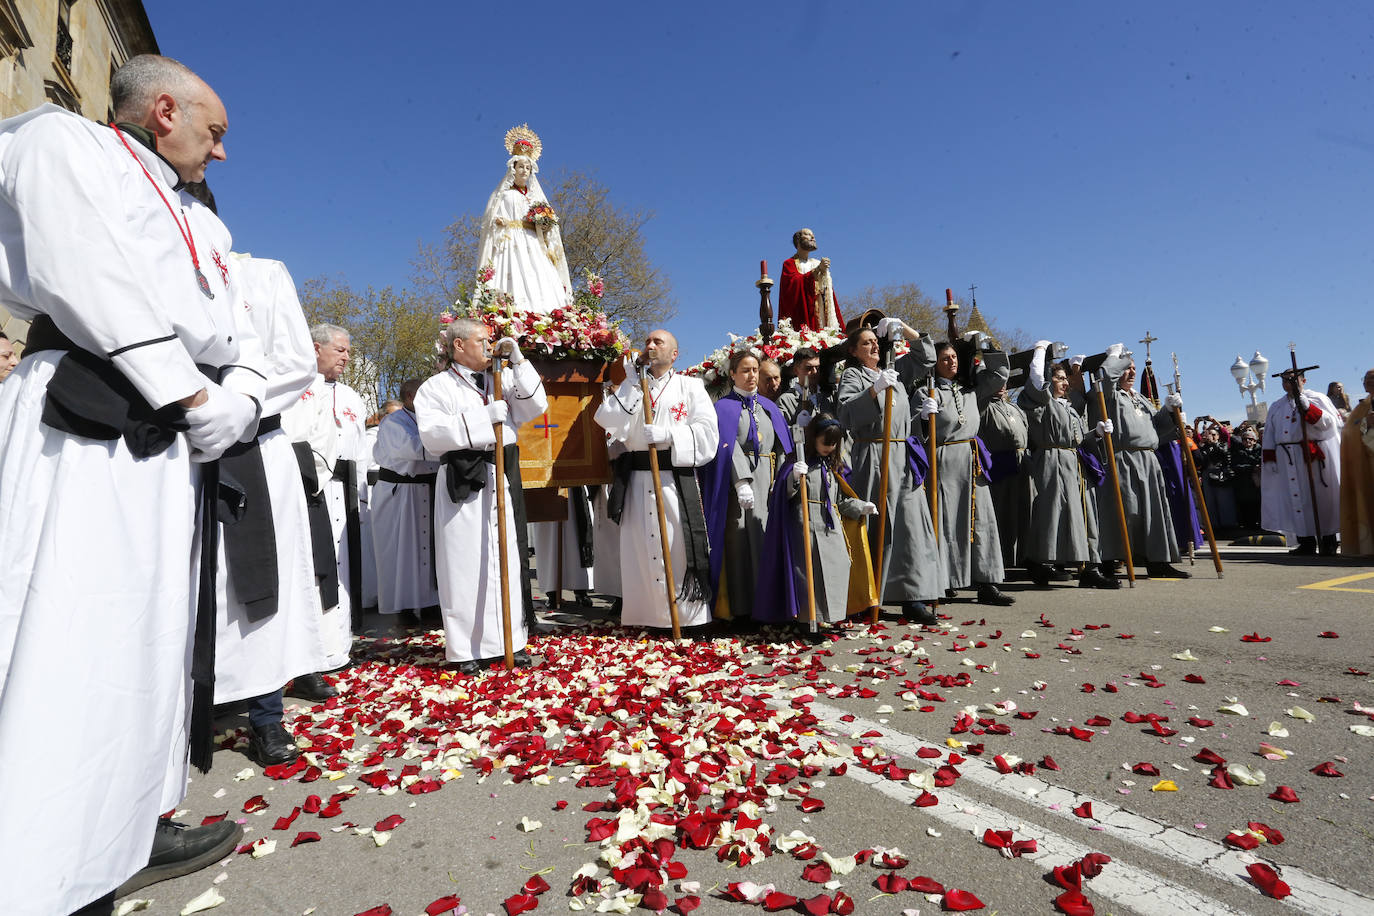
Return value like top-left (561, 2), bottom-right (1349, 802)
top-left (115, 547), bottom-right (1374, 916)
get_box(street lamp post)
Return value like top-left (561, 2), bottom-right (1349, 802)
top-left (1229, 350), bottom-right (1269, 425)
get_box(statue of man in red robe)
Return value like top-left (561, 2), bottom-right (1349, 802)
top-left (778, 228), bottom-right (843, 332)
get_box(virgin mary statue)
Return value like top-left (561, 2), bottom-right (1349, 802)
top-left (474, 125), bottom-right (572, 313)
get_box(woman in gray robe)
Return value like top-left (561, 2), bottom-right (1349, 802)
top-left (914, 341), bottom-right (1015, 605)
top-left (979, 382), bottom-right (1033, 570)
top-left (1018, 344), bottom-right (1118, 589)
top-left (837, 320), bottom-right (946, 623)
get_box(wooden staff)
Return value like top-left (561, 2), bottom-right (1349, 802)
top-left (799, 466), bottom-right (818, 634)
top-left (1094, 371), bottom-right (1136, 587)
top-left (640, 364), bottom-right (683, 640)
top-left (871, 383), bottom-right (894, 626)
top-left (1166, 383), bottom-right (1223, 578)
top-left (491, 354), bottom-right (515, 669)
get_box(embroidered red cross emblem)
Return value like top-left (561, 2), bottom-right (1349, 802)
top-left (301, 390), bottom-right (314, 400)
top-left (342, 407), bottom-right (358, 422)
top-left (670, 402), bottom-right (687, 422)
top-left (212, 250), bottom-right (229, 285)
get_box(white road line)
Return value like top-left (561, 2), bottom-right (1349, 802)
top-left (799, 699), bottom-right (1373, 916)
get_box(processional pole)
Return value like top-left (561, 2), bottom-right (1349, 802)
top-left (1276, 343), bottom-right (1324, 540)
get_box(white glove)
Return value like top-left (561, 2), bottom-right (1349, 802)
top-left (876, 317), bottom-right (906, 341)
top-left (796, 409), bottom-right (813, 430)
top-left (1105, 342), bottom-right (1125, 359)
top-left (185, 385), bottom-right (259, 462)
top-left (919, 394), bottom-right (940, 419)
top-left (1163, 392), bottom-right (1183, 411)
top-left (791, 460), bottom-right (809, 482)
top-left (1295, 393), bottom-right (1309, 411)
top-left (494, 336), bottom-right (524, 364)
top-left (644, 424), bottom-right (670, 446)
top-left (1095, 419), bottom-right (1114, 438)
top-left (859, 501), bottom-right (879, 517)
top-left (736, 482), bottom-right (755, 510)
top-left (622, 353), bottom-right (640, 378)
top-left (1034, 339), bottom-right (1052, 351)
top-left (485, 400), bottom-right (509, 426)
top-left (873, 367), bottom-right (900, 394)
top-left (1070, 354), bottom-right (1086, 368)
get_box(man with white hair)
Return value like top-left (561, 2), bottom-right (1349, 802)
top-left (282, 323), bottom-right (370, 686)
top-left (0, 54), bottom-right (256, 915)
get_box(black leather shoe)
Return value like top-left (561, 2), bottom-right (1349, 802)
top-left (902, 601), bottom-right (938, 625)
top-left (976, 584), bottom-right (1016, 606)
top-left (1319, 534), bottom-right (1339, 556)
top-left (1146, 563), bottom-right (1192, 579)
top-left (451, 659), bottom-right (481, 676)
top-left (1289, 536), bottom-right (1317, 556)
top-left (1028, 563), bottom-right (1054, 588)
top-left (115, 817), bottom-right (241, 897)
top-left (573, 589), bottom-right (591, 606)
top-left (247, 721), bottom-right (299, 767)
top-left (512, 649), bottom-right (535, 668)
top-left (1079, 566), bottom-right (1120, 590)
top-left (1051, 566), bottom-right (1073, 582)
top-left (944, 588), bottom-right (958, 600)
top-left (285, 672), bottom-right (337, 703)
top-left (398, 609), bottom-right (422, 627)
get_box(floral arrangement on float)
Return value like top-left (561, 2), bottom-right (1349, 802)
top-left (442, 267), bottom-right (630, 363)
top-left (683, 318), bottom-right (910, 393)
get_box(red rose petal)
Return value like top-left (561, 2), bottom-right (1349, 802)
top-left (1224, 831), bottom-right (1260, 850)
top-left (942, 888), bottom-right (985, 910)
top-left (1041, 755), bottom-right (1061, 771)
top-left (374, 814), bottom-right (405, 833)
top-left (523, 874), bottom-right (551, 895)
top-left (1193, 748), bottom-right (1226, 766)
top-left (1268, 785), bottom-right (1300, 803)
top-left (674, 896), bottom-right (701, 915)
top-left (242, 794), bottom-right (269, 813)
top-left (641, 888), bottom-right (668, 913)
top-left (426, 896), bottom-right (462, 916)
top-left (799, 796), bottom-right (825, 812)
top-left (1052, 863), bottom-right (1082, 892)
top-left (802, 861), bottom-right (833, 883)
top-left (1188, 717), bottom-right (1214, 728)
top-left (1312, 761), bottom-right (1344, 777)
top-left (1240, 632), bottom-right (1272, 642)
top-left (1055, 889), bottom-right (1095, 916)
top-left (800, 895), bottom-right (831, 916)
top-left (291, 830), bottom-right (321, 847)
top-left (982, 828), bottom-right (1011, 850)
top-left (876, 873), bottom-right (908, 893)
top-left (1208, 765), bottom-right (1234, 790)
top-left (503, 893), bottom-right (539, 915)
top-left (200, 812), bottom-right (228, 826)
top-left (355, 908), bottom-right (391, 916)
top-left (1318, 631), bottom-right (1339, 638)
top-left (762, 891), bottom-right (798, 911)
top-left (1248, 822), bottom-right (1285, 845)
top-left (1132, 762), bottom-right (1159, 776)
top-left (1246, 862), bottom-right (1292, 899)
top-left (830, 891), bottom-right (856, 915)
top-left (1183, 674), bottom-right (1206, 684)
top-left (909, 876), bottom-right (945, 894)
top-left (1073, 802), bottom-right (1093, 819)
top-left (912, 790), bottom-right (940, 808)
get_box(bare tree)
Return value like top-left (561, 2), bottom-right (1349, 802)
top-left (411, 169), bottom-right (675, 340)
top-left (846, 282), bottom-right (1027, 351)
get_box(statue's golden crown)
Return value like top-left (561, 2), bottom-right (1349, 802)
top-left (504, 124), bottom-right (542, 161)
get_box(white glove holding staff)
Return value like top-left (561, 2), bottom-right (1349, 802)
top-left (736, 482), bottom-right (755, 510)
top-left (876, 317), bottom-right (908, 341)
top-left (1095, 419), bottom-right (1114, 438)
top-left (858, 501), bottom-right (879, 517)
top-left (1163, 391), bottom-right (1184, 411)
top-left (873, 368), bottom-right (900, 394)
top-left (644, 424), bottom-right (670, 446)
top-left (791, 460), bottom-right (809, 482)
top-left (919, 394), bottom-right (940, 419)
top-left (485, 400), bottom-right (509, 426)
top-left (493, 336), bottom-right (525, 364)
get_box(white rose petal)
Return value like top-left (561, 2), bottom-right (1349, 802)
top-left (1287, 706), bottom-right (1315, 722)
top-left (179, 888), bottom-right (225, 915)
top-left (519, 816), bottom-right (543, 832)
top-left (1171, 649), bottom-right (1199, 661)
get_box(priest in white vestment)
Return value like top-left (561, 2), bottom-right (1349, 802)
top-left (532, 491), bottom-right (595, 603)
top-left (0, 58), bottom-right (258, 914)
top-left (282, 324), bottom-right (370, 669)
top-left (373, 378), bottom-right (441, 621)
top-left (416, 317), bottom-right (547, 670)
top-left (1262, 370), bottom-right (1343, 555)
top-left (594, 330), bottom-right (719, 630)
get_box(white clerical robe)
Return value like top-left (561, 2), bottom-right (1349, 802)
top-left (0, 106), bottom-right (257, 914)
top-left (372, 408), bottom-right (440, 613)
top-left (282, 375), bottom-right (369, 667)
top-left (212, 254), bottom-right (328, 704)
top-left (416, 361), bottom-right (547, 661)
top-left (1262, 390), bottom-right (1343, 538)
top-left (532, 499), bottom-right (595, 594)
top-left (594, 371), bottom-right (718, 629)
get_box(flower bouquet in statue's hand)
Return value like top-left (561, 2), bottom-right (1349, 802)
top-left (525, 201), bottom-right (558, 231)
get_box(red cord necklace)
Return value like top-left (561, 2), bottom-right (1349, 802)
top-left (111, 124), bottom-right (214, 300)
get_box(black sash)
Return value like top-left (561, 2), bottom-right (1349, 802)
top-left (219, 434), bottom-right (279, 623)
top-left (379, 467), bottom-right (439, 589)
top-left (440, 444), bottom-right (536, 626)
top-left (571, 485), bottom-right (594, 569)
top-left (293, 441), bottom-right (339, 610)
top-left (332, 458), bottom-right (363, 627)
top-left (606, 450), bottom-right (712, 603)
top-left (378, 468), bottom-right (438, 485)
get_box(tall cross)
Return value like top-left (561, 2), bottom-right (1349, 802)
top-left (533, 412), bottom-right (559, 439)
top-left (1139, 331), bottom-right (1158, 365)
top-left (968, 284), bottom-right (978, 308)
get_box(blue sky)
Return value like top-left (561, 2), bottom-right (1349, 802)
top-left (148, 1), bottom-right (1374, 420)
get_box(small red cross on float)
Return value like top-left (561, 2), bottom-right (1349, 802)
top-left (342, 407), bottom-right (358, 423)
top-left (670, 402), bottom-right (687, 422)
top-left (212, 250), bottom-right (229, 285)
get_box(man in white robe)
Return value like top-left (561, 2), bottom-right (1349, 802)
top-left (373, 378), bottom-right (440, 624)
top-left (594, 330), bottom-right (719, 630)
top-left (282, 324), bottom-right (370, 676)
top-left (1262, 370), bottom-right (1343, 555)
top-left (416, 317), bottom-right (547, 672)
top-left (207, 253), bottom-right (328, 768)
top-left (0, 56), bottom-right (255, 915)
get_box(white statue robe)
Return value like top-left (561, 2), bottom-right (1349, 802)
top-left (371, 407), bottom-right (441, 613)
top-left (478, 187), bottom-right (571, 313)
top-left (594, 371), bottom-right (719, 628)
top-left (1262, 390), bottom-right (1343, 538)
top-left (212, 254), bottom-right (328, 705)
top-left (0, 106), bottom-right (261, 914)
top-left (416, 361), bottom-right (547, 661)
top-left (282, 375), bottom-right (369, 667)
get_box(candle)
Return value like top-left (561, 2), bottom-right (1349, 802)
top-left (760, 260), bottom-right (767, 278)
top-left (945, 288), bottom-right (953, 304)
